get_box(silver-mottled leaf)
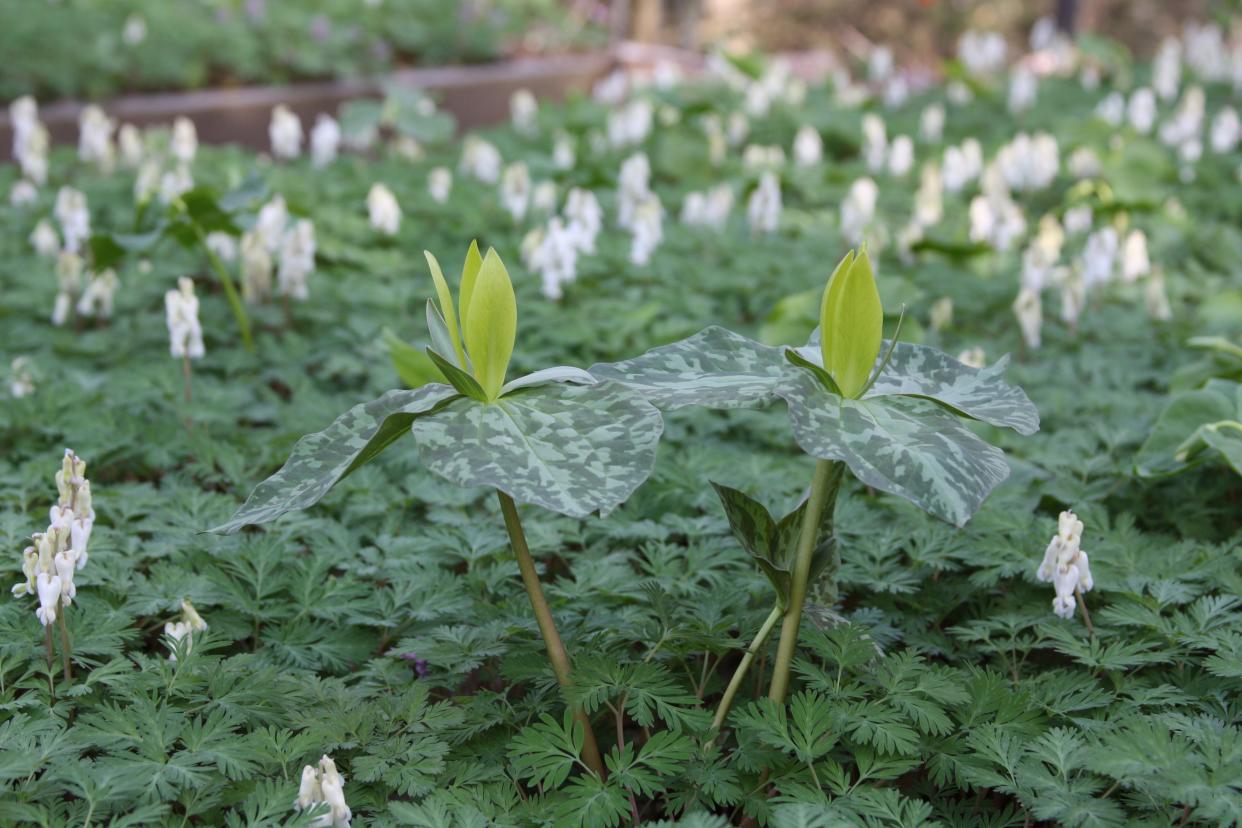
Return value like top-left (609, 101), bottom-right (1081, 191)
top-left (589, 326), bottom-right (797, 409)
top-left (212, 384), bottom-right (459, 533)
top-left (410, 381), bottom-right (663, 518)
top-left (501, 366), bottom-right (598, 395)
top-left (865, 344), bottom-right (1039, 435)
top-left (777, 372), bottom-right (1010, 527)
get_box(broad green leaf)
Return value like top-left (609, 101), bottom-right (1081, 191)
top-left (589, 327), bottom-right (798, 410)
top-left (211, 385), bottom-right (459, 533)
top-left (410, 381), bottom-right (663, 517)
top-left (820, 249), bottom-right (883, 399)
top-left (462, 248), bottom-right (516, 401)
top-left (1201, 421), bottom-right (1242, 476)
top-left (424, 252), bottom-right (466, 366)
top-left (777, 372), bottom-right (1010, 527)
top-left (1136, 381), bottom-right (1239, 477)
top-left (458, 239), bottom-right (484, 333)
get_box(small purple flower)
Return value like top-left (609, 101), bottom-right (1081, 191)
top-left (244, 0), bottom-right (266, 23)
top-left (399, 652), bottom-right (430, 678)
top-left (309, 15), bottom-right (331, 43)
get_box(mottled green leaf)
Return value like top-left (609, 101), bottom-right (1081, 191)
top-left (211, 385), bottom-right (460, 533)
top-left (589, 327), bottom-right (797, 410)
top-left (410, 381), bottom-right (663, 517)
top-left (777, 372), bottom-right (1010, 527)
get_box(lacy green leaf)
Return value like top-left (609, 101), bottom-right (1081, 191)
top-left (410, 381), bottom-right (663, 518)
top-left (211, 384), bottom-right (459, 533)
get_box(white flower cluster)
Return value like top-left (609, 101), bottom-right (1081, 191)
top-left (78, 105), bottom-right (117, 172)
top-left (1036, 511), bottom-right (1094, 620)
top-left (427, 167), bottom-right (452, 203)
top-left (311, 114), bottom-right (341, 167)
top-left (839, 177), bottom-right (877, 245)
top-left (278, 219), bottom-right (316, 301)
top-left (617, 152), bottom-right (652, 230)
top-left (608, 99), bottom-right (654, 148)
top-left (681, 184), bottom-right (734, 231)
top-left (12, 450), bottom-right (95, 628)
top-left (165, 277), bottom-right (205, 359)
top-left (941, 139), bottom-right (983, 193)
top-left (792, 125), bottom-right (822, 167)
top-left (55, 186), bottom-right (91, 253)
top-left (629, 194), bottom-right (665, 266)
top-left (459, 135), bottom-right (502, 184)
top-left (747, 172), bottom-right (782, 236)
top-left (521, 188), bottom-right (603, 300)
top-left (510, 88), bottom-right (539, 136)
top-left (500, 162), bottom-right (532, 221)
top-left (294, 755), bottom-right (352, 827)
top-left (164, 598), bottom-right (208, 661)
top-left (11, 96), bottom-right (50, 185)
top-left (367, 183), bottom-right (401, 236)
top-left (957, 30), bottom-right (1007, 77)
top-left (270, 105), bottom-right (304, 159)
top-left (996, 132), bottom-right (1059, 192)
top-left (969, 166), bottom-right (1026, 252)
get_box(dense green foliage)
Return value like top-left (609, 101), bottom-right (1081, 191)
top-left (0, 0), bottom-right (601, 102)
top-left (3, 41), bottom-right (1242, 827)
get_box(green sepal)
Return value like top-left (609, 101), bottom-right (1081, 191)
top-left (819, 248), bottom-right (883, 399)
top-left (458, 239), bottom-right (484, 335)
top-left (784, 348), bottom-right (842, 397)
top-left (426, 348), bottom-right (489, 402)
top-left (424, 251), bottom-right (467, 366)
top-left (462, 248), bottom-right (517, 401)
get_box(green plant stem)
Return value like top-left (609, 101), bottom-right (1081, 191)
top-left (709, 603), bottom-right (782, 744)
top-left (56, 611), bottom-right (72, 683)
top-left (497, 490), bottom-right (607, 780)
top-left (43, 625), bottom-right (55, 701)
top-left (768, 460), bottom-right (844, 703)
top-left (195, 226), bottom-right (254, 352)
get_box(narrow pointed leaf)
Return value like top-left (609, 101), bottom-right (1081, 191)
top-left (425, 300), bottom-right (461, 370)
top-left (211, 385), bottom-right (459, 533)
top-left (410, 382), bottom-right (663, 517)
top-left (501, 366), bottom-right (598, 395)
top-left (424, 251), bottom-right (466, 366)
top-left (784, 348), bottom-right (842, 396)
top-left (463, 248), bottom-right (516, 401)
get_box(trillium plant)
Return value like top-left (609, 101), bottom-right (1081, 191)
top-left (212, 243), bottom-right (666, 779)
top-left (591, 247), bottom-right (1039, 723)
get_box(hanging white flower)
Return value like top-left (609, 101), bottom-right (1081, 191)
top-left (608, 99), bottom-right (654, 148)
top-left (30, 219), bottom-right (59, 258)
top-left (840, 177), bottom-right (878, 245)
top-left (861, 113), bottom-right (888, 173)
top-left (617, 152), bottom-right (652, 230)
top-left (941, 139), bottom-right (982, 193)
top-left (920, 104), bottom-right (945, 144)
top-left (1008, 67), bottom-right (1038, 114)
top-left (122, 13), bottom-right (147, 45)
top-left (500, 162), bottom-right (532, 222)
top-left (10, 180), bottom-right (37, 207)
top-left (1127, 88), bottom-right (1157, 134)
top-left (158, 164), bottom-right (194, 205)
top-left (134, 160), bottom-right (161, 203)
top-left (996, 132), bottom-right (1059, 192)
top-left (1081, 227), bottom-right (1118, 289)
top-left (1146, 268), bottom-right (1172, 321)
top-left (9, 357), bottom-right (35, 399)
top-left (1159, 86), bottom-right (1205, 147)
top-left (1012, 287), bottom-right (1042, 349)
top-left (1067, 147), bottom-right (1100, 179)
top-left (256, 196), bottom-right (289, 252)
top-left (792, 126), bottom-right (823, 167)
top-left (1152, 37), bottom-right (1182, 102)
top-left (52, 251), bottom-right (83, 327)
top-left (118, 123), bottom-right (144, 168)
top-left (310, 114), bottom-right (341, 168)
top-left (204, 232), bottom-right (238, 264)
top-left (1210, 107), bottom-right (1240, 154)
top-left (552, 131), bottom-right (576, 170)
top-left (887, 135), bottom-right (914, 177)
top-left (629, 195), bottom-right (664, 266)
top-left (957, 29), bottom-right (1007, 77)
top-left (269, 105), bottom-right (303, 159)
top-left (11, 96), bottom-right (49, 185)
top-left (531, 181), bottom-right (557, 216)
top-left (278, 220), bottom-right (316, 301)
top-left (747, 171), bottom-right (783, 236)
top-left (241, 232), bottom-right (273, 304)
top-left (171, 116), bottom-right (198, 165)
top-left (78, 105), bottom-right (116, 171)
top-left (524, 217), bottom-right (579, 300)
top-left (913, 163), bottom-right (943, 228)
top-left (1063, 205), bottom-right (1093, 235)
top-left (76, 269), bottom-right (120, 320)
top-left (929, 298), bottom-right (953, 332)
top-left (1095, 92), bottom-right (1125, 127)
top-left (742, 144), bottom-right (785, 170)
top-left (459, 135), bottom-right (502, 184)
top-left (366, 184), bottom-right (401, 236)
top-left (294, 755), bottom-right (352, 828)
top-left (563, 187), bottom-right (602, 254)
top-left (55, 187), bottom-right (91, 253)
top-left (165, 277), bottom-right (205, 360)
top-left (510, 88), bottom-right (538, 136)
top-left (1036, 511), bottom-right (1093, 620)
top-left (427, 167), bottom-right (452, 204)
top-left (164, 598), bottom-right (208, 661)
top-left (1058, 265), bottom-right (1087, 328)
top-left (1119, 229), bottom-right (1149, 283)
top-left (682, 184), bottom-right (734, 231)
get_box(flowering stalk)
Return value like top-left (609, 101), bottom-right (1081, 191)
top-left (498, 491), bottom-right (607, 779)
top-left (709, 602), bottom-right (782, 741)
top-left (192, 224), bottom-right (253, 352)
